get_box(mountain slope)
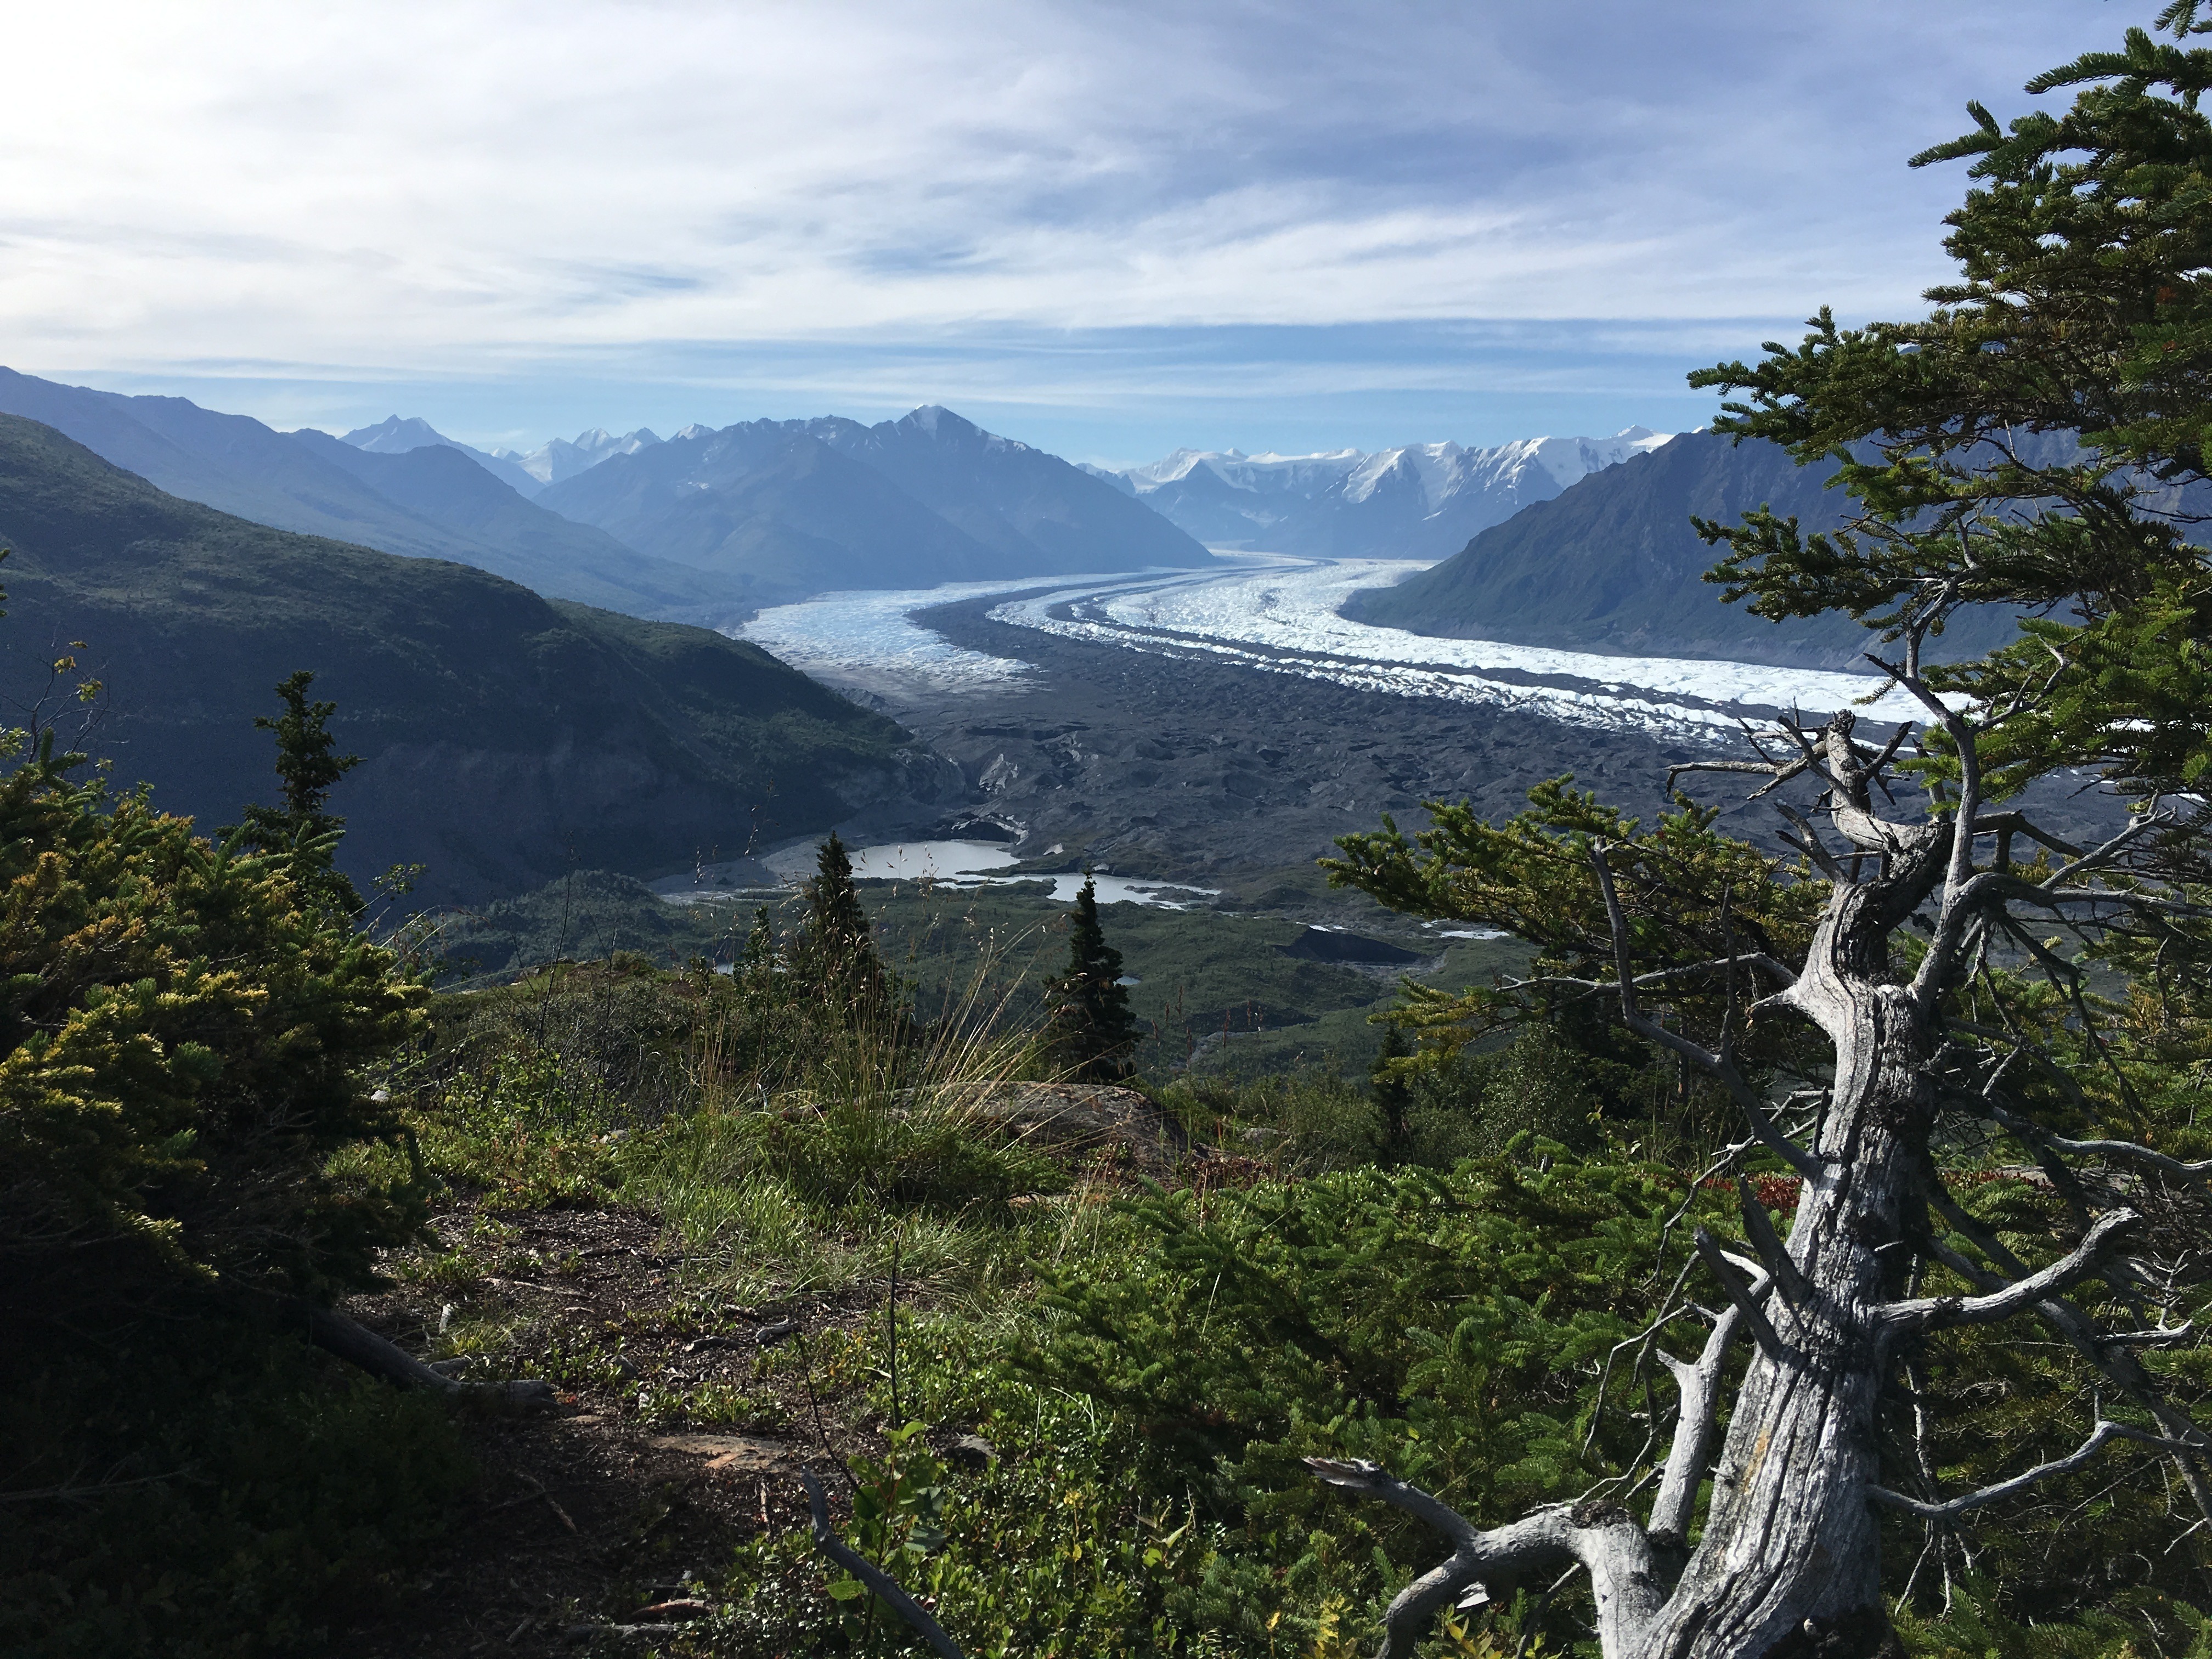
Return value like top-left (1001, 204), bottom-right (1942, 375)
top-left (0, 413), bottom-right (926, 905)
top-left (1117, 429), bottom-right (1671, 558)
top-left (539, 426), bottom-right (1010, 601)
top-left (542, 406), bottom-right (1211, 601)
top-left (1343, 432), bottom-right (2024, 668)
top-left (342, 414), bottom-right (543, 496)
top-left (289, 428), bottom-right (754, 623)
top-left (797, 406), bottom-right (1211, 572)
top-left (0, 368), bottom-right (752, 624)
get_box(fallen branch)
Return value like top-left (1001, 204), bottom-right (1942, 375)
top-left (799, 1470), bottom-right (964, 1659)
top-left (296, 1301), bottom-right (556, 1407)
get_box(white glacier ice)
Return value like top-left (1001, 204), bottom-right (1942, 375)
top-left (736, 554), bottom-right (1923, 744)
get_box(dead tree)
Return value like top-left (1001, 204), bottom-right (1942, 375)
top-left (1311, 643), bottom-right (2211, 1657)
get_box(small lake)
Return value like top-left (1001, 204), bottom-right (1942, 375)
top-left (756, 838), bottom-right (1218, 910)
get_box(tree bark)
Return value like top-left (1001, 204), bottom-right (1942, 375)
top-left (1638, 860), bottom-right (1940, 1659)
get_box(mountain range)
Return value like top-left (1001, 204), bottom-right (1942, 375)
top-left (0, 411), bottom-right (939, 905)
top-left (1092, 428), bottom-right (1672, 559)
top-left (491, 425), bottom-right (667, 490)
top-left (0, 369), bottom-right (752, 625)
top-left (538, 405), bottom-right (1212, 603)
top-left (0, 370), bottom-right (1207, 622)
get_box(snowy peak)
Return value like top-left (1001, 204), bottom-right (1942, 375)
top-left (336, 414), bottom-right (542, 496)
top-left (1110, 427), bottom-right (1676, 559)
top-left (495, 426), bottom-right (663, 487)
top-left (344, 414), bottom-right (453, 454)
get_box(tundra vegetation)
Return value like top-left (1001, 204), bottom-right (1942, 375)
top-left (6, 12), bottom-right (2212, 1659)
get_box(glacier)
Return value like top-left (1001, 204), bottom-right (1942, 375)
top-left (737, 554), bottom-right (1923, 744)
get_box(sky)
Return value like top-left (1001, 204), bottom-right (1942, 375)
top-left (0, 1), bottom-right (2138, 466)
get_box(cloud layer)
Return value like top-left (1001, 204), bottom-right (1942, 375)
top-left (1, 1), bottom-right (2131, 453)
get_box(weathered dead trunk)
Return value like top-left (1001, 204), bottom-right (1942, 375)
top-left (1639, 847), bottom-right (1942, 1659)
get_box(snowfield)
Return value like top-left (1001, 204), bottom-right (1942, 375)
top-left (738, 554), bottom-right (1920, 742)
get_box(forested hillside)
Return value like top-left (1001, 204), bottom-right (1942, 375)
top-left (0, 413), bottom-right (923, 902)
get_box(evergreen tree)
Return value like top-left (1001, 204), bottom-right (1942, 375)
top-left (229, 670), bottom-right (364, 915)
top-left (1043, 874), bottom-right (1140, 1082)
top-left (798, 832), bottom-right (888, 1013)
top-left (1310, 12), bottom-right (2212, 1654)
top-left (1369, 1019), bottom-right (1413, 1147)
top-left (741, 904), bottom-right (780, 991)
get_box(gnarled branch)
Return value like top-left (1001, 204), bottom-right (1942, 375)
top-left (1882, 1209), bottom-right (2138, 1331)
top-left (1695, 1227), bottom-right (1787, 1359)
top-left (1305, 1460), bottom-right (1660, 1659)
top-left (1867, 1420), bottom-right (2192, 1522)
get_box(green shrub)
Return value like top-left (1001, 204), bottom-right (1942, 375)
top-left (0, 737), bottom-right (427, 1294)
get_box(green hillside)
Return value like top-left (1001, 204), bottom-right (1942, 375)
top-left (0, 414), bottom-right (919, 904)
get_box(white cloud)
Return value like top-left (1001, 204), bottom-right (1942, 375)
top-left (0, 1), bottom-right (2130, 400)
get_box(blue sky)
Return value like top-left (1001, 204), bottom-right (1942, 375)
top-left (2, 1), bottom-right (2138, 466)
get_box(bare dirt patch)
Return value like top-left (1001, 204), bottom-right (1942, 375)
top-left (340, 1206), bottom-right (877, 1657)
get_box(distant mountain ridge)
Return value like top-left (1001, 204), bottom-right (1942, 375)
top-left (342, 414), bottom-right (543, 496)
top-left (0, 412), bottom-right (936, 905)
top-left (1101, 428), bottom-right (1672, 558)
top-left (539, 404), bottom-right (1212, 605)
top-left (0, 372), bottom-right (1203, 623)
top-left (490, 425), bottom-right (663, 489)
top-left (0, 369), bottom-right (753, 626)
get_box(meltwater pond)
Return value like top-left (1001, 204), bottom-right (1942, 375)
top-left (754, 839), bottom-right (1219, 910)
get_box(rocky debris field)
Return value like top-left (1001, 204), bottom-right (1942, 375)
top-left (855, 594), bottom-right (2125, 896)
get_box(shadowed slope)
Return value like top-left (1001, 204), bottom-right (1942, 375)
top-left (0, 413), bottom-right (923, 905)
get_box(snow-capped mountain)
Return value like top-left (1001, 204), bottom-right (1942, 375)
top-left (496, 426), bottom-right (664, 488)
top-left (340, 414), bottom-right (541, 497)
top-left (1103, 427), bottom-right (1674, 560)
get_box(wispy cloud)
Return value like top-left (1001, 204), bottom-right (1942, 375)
top-left (1, 1), bottom-right (2128, 454)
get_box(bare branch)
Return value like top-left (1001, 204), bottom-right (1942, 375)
top-left (1983, 1100), bottom-right (2212, 1200)
top-left (1866, 1421), bottom-right (2191, 1523)
top-left (1695, 1227), bottom-right (1786, 1359)
top-left (297, 1302), bottom-right (556, 1408)
top-left (1650, 1294), bottom-right (1760, 1545)
top-left (1969, 811), bottom-right (2084, 860)
top-left (1666, 757), bottom-right (1809, 796)
top-left (1775, 802), bottom-right (1848, 881)
top-left (1737, 1179), bottom-right (1813, 1312)
top-left (1883, 1210), bottom-right (2140, 1332)
top-left (799, 1471), bottom-right (965, 1659)
top-left (1306, 1460), bottom-right (1660, 1658)
top-left (2097, 1322), bottom-right (2198, 1350)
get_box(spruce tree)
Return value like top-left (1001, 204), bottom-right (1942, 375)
top-left (229, 670), bottom-right (364, 915)
top-left (1043, 874), bottom-right (1140, 1082)
top-left (799, 832), bottom-right (887, 1013)
top-left (1369, 1019), bottom-right (1413, 1148)
top-left (741, 904), bottom-right (780, 991)
top-left (1307, 13), bottom-right (2212, 1652)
